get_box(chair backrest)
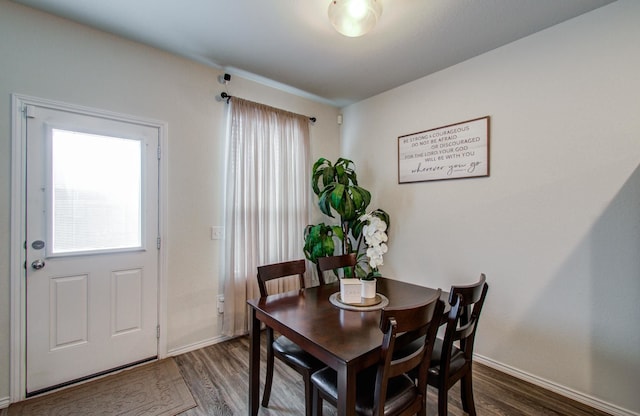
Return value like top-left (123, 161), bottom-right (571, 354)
top-left (256, 259), bottom-right (307, 297)
top-left (442, 274), bottom-right (489, 368)
top-left (373, 290), bottom-right (445, 415)
top-left (315, 253), bottom-right (357, 285)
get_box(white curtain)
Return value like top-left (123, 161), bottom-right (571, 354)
top-left (222, 98), bottom-right (311, 337)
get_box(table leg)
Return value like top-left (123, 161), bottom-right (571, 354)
top-left (336, 365), bottom-right (356, 416)
top-left (249, 308), bottom-right (260, 416)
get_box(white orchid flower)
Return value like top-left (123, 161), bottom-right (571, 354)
top-left (361, 212), bottom-right (389, 272)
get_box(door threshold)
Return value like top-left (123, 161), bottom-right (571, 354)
top-left (26, 356), bottom-right (157, 398)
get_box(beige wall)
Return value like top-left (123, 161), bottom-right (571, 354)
top-left (340, 1), bottom-right (639, 414)
top-left (0, 0), bottom-right (340, 404)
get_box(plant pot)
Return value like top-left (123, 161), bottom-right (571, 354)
top-left (340, 278), bottom-right (362, 304)
top-left (360, 278), bottom-right (377, 299)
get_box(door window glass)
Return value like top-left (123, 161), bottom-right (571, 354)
top-left (49, 129), bottom-right (143, 255)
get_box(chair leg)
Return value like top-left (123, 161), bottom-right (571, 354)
top-left (303, 374), bottom-right (315, 416)
top-left (437, 386), bottom-right (448, 416)
top-left (417, 394), bottom-right (427, 416)
top-left (262, 337), bottom-right (273, 407)
top-left (460, 373), bottom-right (477, 416)
top-left (311, 385), bottom-right (323, 416)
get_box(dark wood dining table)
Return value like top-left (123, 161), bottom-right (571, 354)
top-left (247, 277), bottom-right (444, 416)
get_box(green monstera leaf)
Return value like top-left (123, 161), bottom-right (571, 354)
top-left (313, 158), bottom-right (371, 221)
top-left (303, 223), bottom-right (344, 263)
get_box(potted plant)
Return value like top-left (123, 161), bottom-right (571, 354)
top-left (304, 157), bottom-right (390, 289)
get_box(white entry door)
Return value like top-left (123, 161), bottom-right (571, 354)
top-left (24, 103), bottom-right (160, 394)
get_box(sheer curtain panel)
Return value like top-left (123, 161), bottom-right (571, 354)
top-left (222, 98), bottom-right (311, 337)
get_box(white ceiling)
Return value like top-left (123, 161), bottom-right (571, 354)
top-left (12, 0), bottom-right (615, 107)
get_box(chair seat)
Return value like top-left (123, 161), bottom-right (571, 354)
top-left (311, 366), bottom-right (419, 416)
top-left (273, 336), bottom-right (324, 371)
top-left (427, 338), bottom-right (467, 377)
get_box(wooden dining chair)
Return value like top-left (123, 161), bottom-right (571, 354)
top-left (256, 259), bottom-right (325, 416)
top-left (315, 253), bottom-right (357, 284)
top-left (427, 274), bottom-right (489, 416)
top-left (310, 289), bottom-right (445, 416)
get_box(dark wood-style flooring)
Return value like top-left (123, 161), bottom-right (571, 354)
top-left (1, 333), bottom-right (612, 415)
top-left (173, 334), bottom-right (612, 416)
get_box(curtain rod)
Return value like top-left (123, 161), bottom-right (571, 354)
top-left (220, 92), bottom-right (316, 123)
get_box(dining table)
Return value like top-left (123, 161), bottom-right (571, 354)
top-left (247, 276), bottom-right (445, 416)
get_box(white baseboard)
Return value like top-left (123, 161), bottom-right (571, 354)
top-left (474, 354), bottom-right (639, 416)
top-left (167, 334), bottom-right (232, 357)
top-left (1, 396), bottom-right (10, 409)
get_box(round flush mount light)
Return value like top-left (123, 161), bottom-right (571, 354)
top-left (328, 0), bottom-right (382, 37)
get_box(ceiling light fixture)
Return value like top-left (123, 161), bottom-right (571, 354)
top-left (328, 0), bottom-right (382, 38)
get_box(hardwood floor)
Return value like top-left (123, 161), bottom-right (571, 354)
top-left (173, 334), bottom-right (612, 416)
top-left (1, 333), bottom-right (611, 415)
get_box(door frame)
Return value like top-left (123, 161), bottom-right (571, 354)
top-left (9, 93), bottom-right (169, 402)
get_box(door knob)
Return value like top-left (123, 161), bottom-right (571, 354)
top-left (31, 259), bottom-right (46, 270)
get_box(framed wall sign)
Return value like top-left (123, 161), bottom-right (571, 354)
top-left (398, 116), bottom-right (490, 184)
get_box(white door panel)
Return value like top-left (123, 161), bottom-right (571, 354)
top-left (25, 104), bottom-right (159, 394)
